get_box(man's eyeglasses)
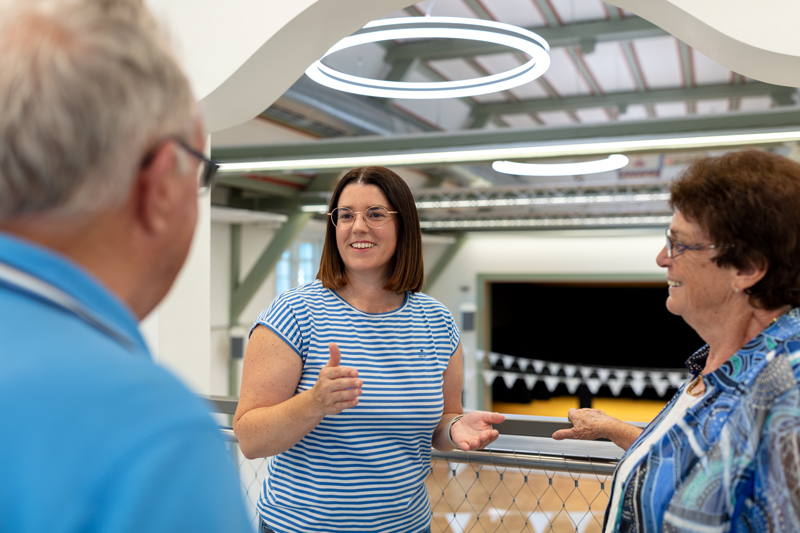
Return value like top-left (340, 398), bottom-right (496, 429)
top-left (665, 228), bottom-right (731, 258)
top-left (328, 206), bottom-right (397, 229)
top-left (172, 137), bottom-right (219, 193)
top-left (141, 136), bottom-right (219, 193)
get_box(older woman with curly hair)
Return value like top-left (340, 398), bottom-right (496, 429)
top-left (554, 149), bottom-right (800, 532)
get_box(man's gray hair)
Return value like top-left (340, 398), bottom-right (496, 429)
top-left (0, 0), bottom-right (196, 219)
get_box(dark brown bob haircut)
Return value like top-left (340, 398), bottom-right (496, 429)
top-left (670, 149), bottom-right (800, 309)
top-left (317, 166), bottom-right (424, 293)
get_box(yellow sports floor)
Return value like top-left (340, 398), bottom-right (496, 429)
top-left (493, 396), bottom-right (666, 423)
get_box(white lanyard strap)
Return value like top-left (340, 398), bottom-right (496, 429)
top-left (0, 261), bottom-right (136, 350)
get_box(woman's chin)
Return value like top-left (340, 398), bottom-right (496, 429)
top-left (665, 296), bottom-right (683, 317)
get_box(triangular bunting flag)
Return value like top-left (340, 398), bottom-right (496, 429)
top-left (608, 379), bottom-right (625, 396)
top-left (517, 359), bottom-right (529, 372)
top-left (630, 375), bottom-right (646, 396)
top-left (523, 375), bottom-right (537, 390)
top-left (488, 353), bottom-right (500, 366)
top-left (653, 377), bottom-right (670, 397)
top-left (502, 373), bottom-right (517, 389)
top-left (543, 376), bottom-right (560, 392)
top-left (565, 377), bottom-right (581, 394)
top-left (579, 366), bottom-right (593, 380)
top-left (586, 378), bottom-right (601, 394)
top-left (667, 372), bottom-right (686, 388)
top-left (597, 368), bottom-right (611, 383)
top-left (502, 355), bottom-right (516, 369)
top-left (547, 362), bottom-right (562, 375)
top-left (482, 370), bottom-right (497, 386)
top-left (532, 360), bottom-right (545, 374)
top-left (563, 364), bottom-right (577, 377)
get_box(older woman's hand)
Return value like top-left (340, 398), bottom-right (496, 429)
top-left (552, 408), bottom-right (643, 451)
top-left (450, 411), bottom-right (506, 451)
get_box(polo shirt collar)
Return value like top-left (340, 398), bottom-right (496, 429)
top-left (0, 230), bottom-right (149, 355)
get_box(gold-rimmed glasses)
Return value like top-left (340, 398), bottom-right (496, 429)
top-left (328, 206), bottom-right (397, 229)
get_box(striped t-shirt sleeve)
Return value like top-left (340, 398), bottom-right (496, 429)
top-left (445, 307), bottom-right (461, 356)
top-left (251, 291), bottom-right (305, 360)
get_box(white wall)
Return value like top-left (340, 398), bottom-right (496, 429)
top-left (210, 219), bottom-right (329, 396)
top-left (425, 229), bottom-right (667, 318)
top-left (140, 168), bottom-right (212, 395)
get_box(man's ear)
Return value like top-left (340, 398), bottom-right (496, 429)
top-left (736, 258), bottom-right (768, 291)
top-left (134, 141), bottom-right (177, 234)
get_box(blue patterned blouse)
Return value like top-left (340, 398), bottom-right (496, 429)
top-left (604, 308), bottom-right (800, 532)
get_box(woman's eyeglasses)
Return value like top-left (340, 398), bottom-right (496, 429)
top-left (665, 228), bottom-right (731, 258)
top-left (328, 206), bottom-right (397, 229)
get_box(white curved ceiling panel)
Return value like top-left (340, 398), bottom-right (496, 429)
top-left (692, 49), bottom-right (733, 85)
top-left (607, 0), bottom-right (800, 87)
top-left (149, 0), bottom-right (415, 132)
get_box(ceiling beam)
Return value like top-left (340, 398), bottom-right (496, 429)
top-left (216, 175), bottom-right (308, 197)
top-left (384, 17), bottom-right (668, 63)
top-left (620, 41), bottom-right (655, 118)
top-left (229, 211), bottom-right (312, 322)
top-left (212, 107), bottom-right (800, 163)
top-left (469, 82), bottom-right (794, 120)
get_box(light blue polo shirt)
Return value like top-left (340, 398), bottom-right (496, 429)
top-left (0, 231), bottom-right (251, 533)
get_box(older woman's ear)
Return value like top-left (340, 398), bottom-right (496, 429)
top-left (735, 259), bottom-right (768, 292)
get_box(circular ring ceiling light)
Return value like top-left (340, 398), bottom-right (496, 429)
top-left (305, 17), bottom-right (550, 99)
top-left (493, 154), bottom-right (630, 176)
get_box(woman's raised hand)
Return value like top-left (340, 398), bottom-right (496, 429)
top-left (311, 343), bottom-right (362, 416)
top-left (450, 411), bottom-right (505, 451)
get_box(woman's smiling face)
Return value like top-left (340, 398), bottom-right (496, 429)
top-left (656, 210), bottom-right (738, 326)
top-left (335, 183), bottom-right (398, 280)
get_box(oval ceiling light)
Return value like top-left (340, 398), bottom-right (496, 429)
top-left (305, 17), bottom-right (550, 99)
top-left (492, 154), bottom-right (630, 177)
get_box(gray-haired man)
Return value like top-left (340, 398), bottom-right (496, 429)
top-left (0, 1), bottom-right (251, 531)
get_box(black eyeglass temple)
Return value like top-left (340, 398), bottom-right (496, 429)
top-left (174, 137), bottom-right (219, 190)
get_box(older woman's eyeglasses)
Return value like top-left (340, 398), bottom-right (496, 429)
top-left (665, 228), bottom-right (731, 258)
top-left (328, 206), bottom-right (397, 229)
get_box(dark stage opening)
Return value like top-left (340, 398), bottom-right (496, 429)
top-left (489, 281), bottom-right (703, 404)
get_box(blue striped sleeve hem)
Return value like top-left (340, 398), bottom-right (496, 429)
top-left (254, 322), bottom-right (303, 360)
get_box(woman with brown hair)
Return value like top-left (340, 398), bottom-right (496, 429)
top-left (554, 149), bottom-right (800, 532)
top-left (234, 166), bottom-right (504, 533)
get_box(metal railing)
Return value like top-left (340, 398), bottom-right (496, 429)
top-left (209, 397), bottom-right (625, 533)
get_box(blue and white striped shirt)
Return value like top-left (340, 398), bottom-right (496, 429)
top-left (251, 280), bottom-right (460, 533)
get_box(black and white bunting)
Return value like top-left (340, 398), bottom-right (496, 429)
top-left (476, 350), bottom-right (689, 398)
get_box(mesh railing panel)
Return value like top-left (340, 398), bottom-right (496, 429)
top-left (227, 441), bottom-right (613, 533)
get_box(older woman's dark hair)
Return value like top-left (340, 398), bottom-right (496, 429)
top-left (670, 149), bottom-right (800, 309)
top-left (318, 166), bottom-right (424, 292)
